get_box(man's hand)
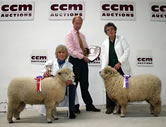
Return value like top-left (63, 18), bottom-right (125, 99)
top-left (83, 56), bottom-right (89, 63)
top-left (66, 80), bottom-right (72, 86)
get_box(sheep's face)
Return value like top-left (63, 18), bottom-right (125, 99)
top-left (57, 68), bottom-right (75, 81)
top-left (100, 66), bottom-right (117, 80)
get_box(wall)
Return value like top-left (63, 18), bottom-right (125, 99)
top-left (0, 0), bottom-right (166, 110)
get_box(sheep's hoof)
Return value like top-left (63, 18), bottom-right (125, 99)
top-left (153, 114), bottom-right (159, 117)
top-left (120, 114), bottom-right (125, 118)
top-left (47, 121), bottom-right (52, 123)
top-left (9, 120), bottom-right (14, 124)
top-left (54, 117), bottom-right (59, 120)
top-left (113, 110), bottom-right (117, 114)
top-left (16, 117), bottom-right (20, 120)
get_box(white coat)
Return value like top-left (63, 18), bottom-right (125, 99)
top-left (101, 35), bottom-right (131, 75)
top-left (42, 59), bottom-right (73, 76)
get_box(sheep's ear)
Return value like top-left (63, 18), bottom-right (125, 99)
top-left (111, 68), bottom-right (118, 74)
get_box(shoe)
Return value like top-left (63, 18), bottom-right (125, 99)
top-left (86, 105), bottom-right (100, 112)
top-left (69, 110), bottom-right (76, 119)
top-left (74, 104), bottom-right (80, 113)
top-left (105, 108), bottom-right (113, 114)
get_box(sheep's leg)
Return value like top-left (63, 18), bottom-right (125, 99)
top-left (7, 100), bottom-right (19, 123)
top-left (13, 110), bottom-right (20, 120)
top-left (146, 100), bottom-right (155, 114)
top-left (113, 104), bottom-right (119, 114)
top-left (120, 104), bottom-right (127, 117)
top-left (52, 105), bottom-right (58, 120)
top-left (46, 108), bottom-right (53, 123)
top-left (45, 102), bottom-right (55, 123)
top-left (148, 97), bottom-right (161, 117)
top-left (151, 100), bottom-right (161, 116)
top-left (150, 103), bottom-right (155, 114)
top-left (7, 107), bottom-right (14, 123)
top-left (14, 103), bottom-right (25, 120)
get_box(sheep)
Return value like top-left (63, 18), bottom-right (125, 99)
top-left (100, 66), bottom-right (161, 117)
top-left (7, 67), bottom-right (74, 123)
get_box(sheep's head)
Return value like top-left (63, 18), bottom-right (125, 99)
top-left (99, 66), bottom-right (118, 80)
top-left (56, 67), bottom-right (75, 82)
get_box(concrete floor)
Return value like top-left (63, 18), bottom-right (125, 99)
top-left (0, 104), bottom-right (166, 127)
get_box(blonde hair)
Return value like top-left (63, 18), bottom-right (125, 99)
top-left (55, 45), bottom-right (68, 58)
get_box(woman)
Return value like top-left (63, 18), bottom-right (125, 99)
top-left (39, 44), bottom-right (78, 119)
top-left (101, 22), bottom-right (131, 114)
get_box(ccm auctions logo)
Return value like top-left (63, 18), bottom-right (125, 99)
top-left (100, 1), bottom-right (136, 20)
top-left (49, 1), bottom-right (85, 20)
top-left (31, 56), bottom-right (47, 64)
top-left (150, 2), bottom-right (166, 21)
top-left (0, 2), bottom-right (34, 21)
top-left (137, 57), bottom-right (153, 66)
top-left (31, 49), bottom-right (48, 65)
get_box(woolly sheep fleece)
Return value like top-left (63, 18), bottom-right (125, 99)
top-left (7, 67), bottom-right (74, 123)
top-left (100, 66), bottom-right (161, 117)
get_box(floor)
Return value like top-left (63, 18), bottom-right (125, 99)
top-left (0, 104), bottom-right (166, 127)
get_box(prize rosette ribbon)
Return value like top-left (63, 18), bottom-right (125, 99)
top-left (35, 76), bottom-right (43, 92)
top-left (123, 75), bottom-right (131, 88)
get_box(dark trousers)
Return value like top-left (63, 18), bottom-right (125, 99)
top-left (69, 56), bottom-right (93, 107)
top-left (68, 85), bottom-right (76, 111)
top-left (106, 67), bottom-right (124, 110)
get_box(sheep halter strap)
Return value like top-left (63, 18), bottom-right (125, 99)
top-left (123, 75), bottom-right (131, 88)
top-left (35, 76), bottom-right (43, 92)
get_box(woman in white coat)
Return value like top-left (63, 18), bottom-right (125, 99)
top-left (101, 22), bottom-right (131, 114)
top-left (39, 44), bottom-right (79, 119)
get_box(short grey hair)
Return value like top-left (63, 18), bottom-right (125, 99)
top-left (55, 44), bottom-right (68, 58)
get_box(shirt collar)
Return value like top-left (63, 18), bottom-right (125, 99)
top-left (72, 28), bottom-right (79, 34)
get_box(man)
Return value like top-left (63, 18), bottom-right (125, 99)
top-left (65, 16), bottom-right (100, 113)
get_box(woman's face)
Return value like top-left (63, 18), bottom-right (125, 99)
top-left (106, 26), bottom-right (116, 38)
top-left (57, 51), bottom-right (67, 61)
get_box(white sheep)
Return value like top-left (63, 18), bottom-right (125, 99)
top-left (100, 66), bottom-right (161, 117)
top-left (7, 67), bottom-right (74, 123)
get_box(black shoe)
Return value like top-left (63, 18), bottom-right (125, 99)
top-left (69, 110), bottom-right (76, 119)
top-left (86, 105), bottom-right (100, 112)
top-left (105, 108), bottom-right (113, 114)
top-left (74, 104), bottom-right (80, 114)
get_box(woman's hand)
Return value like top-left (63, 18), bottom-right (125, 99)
top-left (43, 71), bottom-right (51, 78)
top-left (114, 62), bottom-right (121, 70)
